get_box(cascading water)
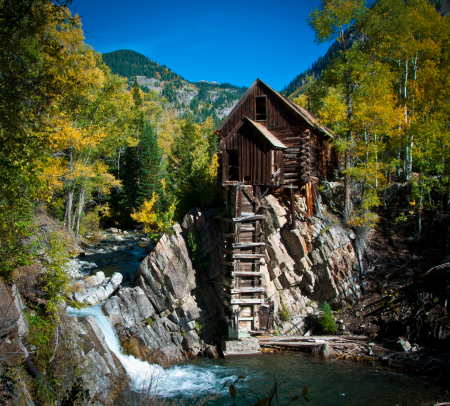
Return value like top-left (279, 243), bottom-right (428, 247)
top-left (66, 304), bottom-right (235, 396)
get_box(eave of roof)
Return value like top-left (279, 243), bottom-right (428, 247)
top-left (259, 80), bottom-right (334, 139)
top-left (217, 117), bottom-right (287, 151)
top-left (245, 117), bottom-right (286, 150)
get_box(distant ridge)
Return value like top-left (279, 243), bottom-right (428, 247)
top-left (101, 49), bottom-right (247, 125)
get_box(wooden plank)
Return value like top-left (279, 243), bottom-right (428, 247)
top-left (231, 299), bottom-right (265, 305)
top-left (232, 242), bottom-right (266, 248)
top-left (240, 226), bottom-right (256, 231)
top-left (232, 271), bottom-right (263, 276)
top-left (233, 254), bottom-right (265, 259)
top-left (231, 287), bottom-right (265, 294)
top-left (232, 215), bottom-right (264, 222)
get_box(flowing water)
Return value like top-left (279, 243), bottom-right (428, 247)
top-left (66, 305), bottom-right (444, 405)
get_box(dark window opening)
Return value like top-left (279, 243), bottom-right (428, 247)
top-left (255, 96), bottom-right (267, 121)
top-left (228, 149), bottom-right (239, 181)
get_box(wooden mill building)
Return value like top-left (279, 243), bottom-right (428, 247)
top-left (216, 79), bottom-right (336, 338)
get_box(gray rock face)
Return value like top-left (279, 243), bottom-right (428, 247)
top-left (72, 271), bottom-right (123, 305)
top-left (65, 314), bottom-right (126, 403)
top-left (262, 194), bottom-right (360, 335)
top-left (101, 208), bottom-right (226, 367)
top-left (134, 224), bottom-right (196, 312)
top-left (0, 280), bottom-right (28, 363)
top-left (104, 286), bottom-right (155, 328)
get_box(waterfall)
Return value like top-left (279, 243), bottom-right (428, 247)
top-left (66, 305), bottom-right (234, 396)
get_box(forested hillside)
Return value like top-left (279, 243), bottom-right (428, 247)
top-left (102, 49), bottom-right (247, 125)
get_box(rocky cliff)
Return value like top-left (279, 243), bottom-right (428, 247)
top-left (98, 194), bottom-right (359, 366)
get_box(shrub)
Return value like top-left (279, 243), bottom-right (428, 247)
top-left (79, 207), bottom-right (101, 241)
top-left (278, 301), bottom-right (292, 322)
top-left (319, 301), bottom-right (337, 333)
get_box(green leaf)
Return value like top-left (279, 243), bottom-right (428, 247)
top-left (221, 380), bottom-right (229, 389)
top-left (238, 375), bottom-right (245, 380)
top-left (303, 396), bottom-right (309, 403)
top-left (261, 397), bottom-right (270, 406)
top-left (302, 387), bottom-right (308, 397)
top-left (291, 396), bottom-right (299, 402)
top-left (229, 385), bottom-right (237, 398)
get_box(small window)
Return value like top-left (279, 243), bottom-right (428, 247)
top-left (227, 149), bottom-right (239, 181)
top-left (255, 96), bottom-right (267, 121)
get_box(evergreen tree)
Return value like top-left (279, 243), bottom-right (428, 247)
top-left (136, 122), bottom-right (161, 208)
top-left (119, 145), bottom-right (140, 219)
top-left (168, 118), bottom-right (218, 218)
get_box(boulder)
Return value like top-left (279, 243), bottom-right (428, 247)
top-left (72, 272), bottom-right (123, 305)
top-left (397, 338), bottom-right (411, 352)
top-left (204, 345), bottom-right (219, 359)
top-left (312, 343), bottom-right (334, 361)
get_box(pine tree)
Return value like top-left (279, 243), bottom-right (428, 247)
top-left (119, 145), bottom-right (140, 219)
top-left (136, 122), bottom-right (161, 208)
top-left (320, 301), bottom-right (338, 333)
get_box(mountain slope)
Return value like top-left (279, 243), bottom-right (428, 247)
top-left (102, 50), bottom-right (247, 125)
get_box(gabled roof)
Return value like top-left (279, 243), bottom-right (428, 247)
top-left (246, 118), bottom-right (287, 150)
top-left (216, 78), bottom-right (333, 139)
top-left (218, 117), bottom-right (287, 151)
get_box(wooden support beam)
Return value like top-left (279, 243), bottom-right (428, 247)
top-left (232, 215), bottom-right (265, 223)
top-left (232, 271), bottom-right (263, 277)
top-left (231, 287), bottom-right (265, 294)
top-left (231, 299), bottom-right (265, 305)
top-left (290, 188), bottom-right (296, 230)
top-left (240, 226), bottom-right (256, 231)
top-left (233, 254), bottom-right (265, 259)
top-left (232, 242), bottom-right (266, 248)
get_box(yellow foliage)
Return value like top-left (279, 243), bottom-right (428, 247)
top-left (131, 191), bottom-right (177, 236)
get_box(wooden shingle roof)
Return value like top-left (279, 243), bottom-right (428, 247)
top-left (218, 117), bottom-right (287, 151)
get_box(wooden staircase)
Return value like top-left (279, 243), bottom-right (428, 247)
top-left (220, 184), bottom-right (270, 338)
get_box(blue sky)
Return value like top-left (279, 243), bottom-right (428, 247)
top-left (70, 0), bottom-right (332, 91)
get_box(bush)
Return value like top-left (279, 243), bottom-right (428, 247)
top-left (79, 207), bottom-right (100, 240)
top-left (278, 301), bottom-right (292, 322)
top-left (319, 301), bottom-right (337, 333)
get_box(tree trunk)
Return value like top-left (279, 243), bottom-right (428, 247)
top-left (342, 34), bottom-right (353, 225)
top-left (75, 187), bottom-right (85, 237)
top-left (65, 188), bottom-right (73, 231)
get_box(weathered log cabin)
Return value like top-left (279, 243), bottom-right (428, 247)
top-left (216, 79), bottom-right (336, 338)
